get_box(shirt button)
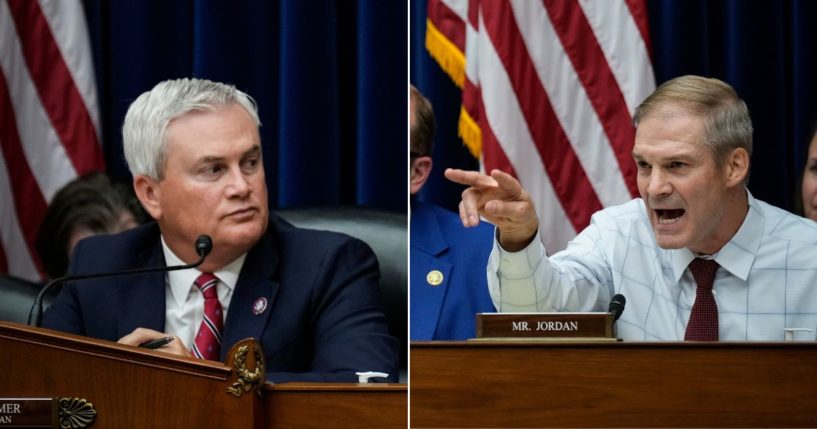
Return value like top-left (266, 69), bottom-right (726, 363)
top-left (711, 290), bottom-right (717, 296)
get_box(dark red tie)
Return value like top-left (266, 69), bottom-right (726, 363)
top-left (684, 258), bottom-right (720, 341)
top-left (192, 273), bottom-right (223, 360)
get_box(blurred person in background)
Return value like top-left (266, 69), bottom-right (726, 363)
top-left (410, 85), bottom-right (495, 340)
top-left (801, 128), bottom-right (817, 222)
top-left (35, 172), bottom-right (146, 280)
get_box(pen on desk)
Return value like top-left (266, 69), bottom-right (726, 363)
top-left (139, 336), bottom-right (175, 349)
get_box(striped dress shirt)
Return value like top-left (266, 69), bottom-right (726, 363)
top-left (489, 191), bottom-right (817, 341)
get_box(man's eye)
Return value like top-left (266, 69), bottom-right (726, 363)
top-left (242, 158), bottom-right (260, 170)
top-left (636, 161), bottom-right (650, 169)
top-left (203, 165), bottom-right (222, 175)
top-left (668, 162), bottom-right (686, 169)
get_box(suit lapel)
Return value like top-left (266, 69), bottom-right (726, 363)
top-left (220, 228), bottom-right (279, 361)
top-left (410, 254), bottom-right (452, 340)
top-left (410, 203), bottom-right (451, 340)
top-left (117, 236), bottom-right (167, 338)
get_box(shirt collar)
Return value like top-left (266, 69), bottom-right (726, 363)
top-left (161, 236), bottom-right (246, 307)
top-left (670, 190), bottom-right (762, 283)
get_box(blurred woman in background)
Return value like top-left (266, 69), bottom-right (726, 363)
top-left (35, 172), bottom-right (146, 280)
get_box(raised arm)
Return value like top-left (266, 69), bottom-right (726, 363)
top-left (444, 168), bottom-right (539, 252)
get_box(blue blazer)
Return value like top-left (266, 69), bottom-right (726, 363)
top-left (410, 203), bottom-right (496, 340)
top-left (43, 215), bottom-right (398, 383)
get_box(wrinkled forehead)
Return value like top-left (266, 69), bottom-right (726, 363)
top-left (638, 102), bottom-right (704, 125)
top-left (163, 104), bottom-right (260, 163)
top-left (635, 107), bottom-right (705, 139)
top-left (633, 110), bottom-right (710, 157)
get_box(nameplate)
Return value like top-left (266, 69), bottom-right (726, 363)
top-left (0, 398), bottom-right (52, 427)
top-left (475, 312), bottom-right (614, 339)
top-left (0, 397), bottom-right (95, 428)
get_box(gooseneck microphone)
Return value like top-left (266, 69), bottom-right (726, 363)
top-left (608, 294), bottom-right (626, 322)
top-left (28, 235), bottom-right (213, 327)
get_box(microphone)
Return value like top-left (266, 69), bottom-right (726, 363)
top-left (28, 234), bottom-right (213, 327)
top-left (608, 294), bottom-right (626, 322)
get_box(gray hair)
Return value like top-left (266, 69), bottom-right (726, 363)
top-left (633, 75), bottom-right (753, 167)
top-left (122, 78), bottom-right (261, 180)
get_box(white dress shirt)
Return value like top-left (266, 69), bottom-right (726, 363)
top-left (161, 237), bottom-right (246, 349)
top-left (488, 191), bottom-right (817, 340)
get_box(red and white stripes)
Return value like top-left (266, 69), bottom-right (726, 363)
top-left (0, 0), bottom-right (102, 280)
top-left (427, 0), bottom-right (655, 253)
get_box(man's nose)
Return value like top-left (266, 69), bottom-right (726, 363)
top-left (225, 168), bottom-right (251, 197)
top-left (646, 169), bottom-right (672, 197)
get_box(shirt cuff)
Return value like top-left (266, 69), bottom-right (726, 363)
top-left (495, 231), bottom-right (546, 279)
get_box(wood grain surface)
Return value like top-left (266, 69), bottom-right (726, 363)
top-left (411, 340), bottom-right (817, 428)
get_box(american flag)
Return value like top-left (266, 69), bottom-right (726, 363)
top-left (426, 0), bottom-right (656, 252)
top-left (0, 0), bottom-right (103, 280)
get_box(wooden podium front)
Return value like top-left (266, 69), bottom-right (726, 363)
top-left (0, 322), bottom-right (406, 428)
top-left (411, 341), bottom-right (817, 428)
top-left (263, 383), bottom-right (406, 428)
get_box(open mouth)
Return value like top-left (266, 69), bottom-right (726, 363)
top-left (655, 209), bottom-right (684, 225)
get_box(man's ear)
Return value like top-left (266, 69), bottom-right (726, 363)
top-left (724, 148), bottom-right (750, 187)
top-left (410, 156), bottom-right (433, 195)
top-left (133, 175), bottom-right (162, 220)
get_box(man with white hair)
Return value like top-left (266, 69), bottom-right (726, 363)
top-left (44, 78), bottom-right (398, 382)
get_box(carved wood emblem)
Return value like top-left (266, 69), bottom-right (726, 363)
top-left (226, 342), bottom-right (265, 398)
top-left (57, 397), bottom-right (96, 428)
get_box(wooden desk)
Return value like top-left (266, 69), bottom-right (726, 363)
top-left (264, 383), bottom-right (406, 428)
top-left (0, 321), bottom-right (406, 428)
top-left (411, 340), bottom-right (817, 428)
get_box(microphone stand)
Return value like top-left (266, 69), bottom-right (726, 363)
top-left (28, 235), bottom-right (212, 327)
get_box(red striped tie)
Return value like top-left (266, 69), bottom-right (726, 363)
top-left (192, 273), bottom-right (223, 360)
top-left (684, 259), bottom-right (720, 341)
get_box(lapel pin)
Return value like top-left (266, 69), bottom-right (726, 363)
top-left (426, 270), bottom-right (443, 286)
top-left (252, 297), bottom-right (268, 315)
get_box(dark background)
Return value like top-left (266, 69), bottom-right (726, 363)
top-left (411, 0), bottom-right (817, 215)
top-left (82, 0), bottom-right (407, 212)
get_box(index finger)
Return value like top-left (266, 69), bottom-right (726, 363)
top-left (445, 168), bottom-right (498, 188)
top-left (490, 169), bottom-right (523, 199)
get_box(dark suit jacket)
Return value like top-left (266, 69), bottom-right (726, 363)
top-left (43, 215), bottom-right (399, 383)
top-left (410, 202), bottom-right (496, 340)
